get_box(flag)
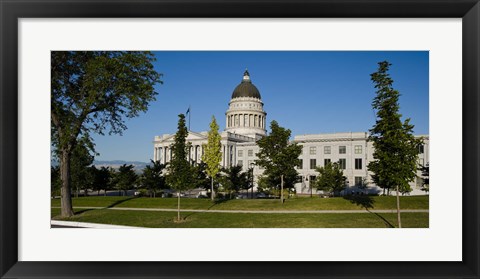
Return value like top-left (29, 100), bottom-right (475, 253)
top-left (186, 106), bottom-right (190, 115)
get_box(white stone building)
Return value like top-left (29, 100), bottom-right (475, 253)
top-left (153, 70), bottom-right (429, 195)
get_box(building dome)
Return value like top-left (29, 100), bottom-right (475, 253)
top-left (231, 70), bottom-right (261, 99)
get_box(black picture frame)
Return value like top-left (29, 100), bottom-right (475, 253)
top-left (1, 1), bottom-right (479, 278)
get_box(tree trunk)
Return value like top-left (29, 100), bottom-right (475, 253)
top-left (60, 150), bottom-right (74, 217)
top-left (211, 177), bottom-right (214, 201)
top-left (177, 191), bottom-right (181, 221)
top-left (280, 175), bottom-right (284, 204)
top-left (396, 185), bottom-right (402, 228)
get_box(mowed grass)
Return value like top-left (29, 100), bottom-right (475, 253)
top-left (51, 207), bottom-right (428, 228)
top-left (51, 195), bottom-right (429, 211)
top-left (51, 196), bottom-right (428, 228)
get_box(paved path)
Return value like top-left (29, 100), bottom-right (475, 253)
top-left (52, 206), bottom-right (428, 214)
top-left (51, 220), bottom-right (142, 228)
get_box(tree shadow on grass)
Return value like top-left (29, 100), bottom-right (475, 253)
top-left (367, 210), bottom-right (395, 228)
top-left (343, 195), bottom-right (375, 210)
top-left (74, 208), bottom-right (96, 215)
top-left (184, 198), bottom-right (230, 220)
top-left (105, 197), bottom-right (137, 209)
top-left (343, 195), bottom-right (395, 228)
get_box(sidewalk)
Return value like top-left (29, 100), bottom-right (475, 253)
top-left (51, 206), bottom-right (429, 214)
top-left (51, 220), bottom-right (144, 228)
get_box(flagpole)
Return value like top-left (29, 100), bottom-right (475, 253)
top-left (188, 106), bottom-right (191, 131)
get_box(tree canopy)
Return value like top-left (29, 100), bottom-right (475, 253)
top-left (166, 114), bottom-right (195, 221)
top-left (367, 61), bottom-right (422, 227)
top-left (115, 164), bottom-right (138, 196)
top-left (314, 162), bottom-right (346, 197)
top-left (140, 160), bottom-right (167, 197)
top-left (201, 116), bottom-right (222, 200)
top-left (51, 51), bottom-right (161, 217)
top-left (219, 166), bottom-right (249, 199)
top-left (255, 120), bottom-right (302, 201)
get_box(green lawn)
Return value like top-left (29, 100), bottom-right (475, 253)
top-left (51, 195), bottom-right (428, 228)
top-left (51, 195), bottom-right (429, 211)
top-left (51, 207), bottom-right (428, 228)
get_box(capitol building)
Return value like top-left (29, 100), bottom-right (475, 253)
top-left (153, 70), bottom-right (429, 195)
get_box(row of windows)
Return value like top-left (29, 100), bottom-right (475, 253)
top-left (238, 150), bottom-right (254, 157)
top-left (237, 160), bottom-right (255, 167)
top-left (303, 176), bottom-right (365, 186)
top-left (298, 158), bottom-right (363, 170)
top-left (308, 145), bottom-right (363, 155)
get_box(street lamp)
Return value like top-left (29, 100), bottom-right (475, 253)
top-left (250, 163), bottom-right (255, 199)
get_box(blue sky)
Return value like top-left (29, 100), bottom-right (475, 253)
top-left (91, 51), bottom-right (429, 162)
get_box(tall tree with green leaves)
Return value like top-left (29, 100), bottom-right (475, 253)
top-left (419, 163), bottom-right (429, 194)
top-left (219, 166), bottom-right (249, 199)
top-left (69, 142), bottom-right (95, 198)
top-left (314, 162), bottom-right (347, 197)
top-left (166, 114), bottom-right (195, 221)
top-left (115, 164), bottom-right (138, 196)
top-left (201, 116), bottom-right (222, 201)
top-left (89, 166), bottom-right (111, 196)
top-left (51, 51), bottom-right (162, 217)
top-left (368, 61), bottom-right (422, 228)
top-left (140, 160), bottom-right (167, 197)
top-left (51, 166), bottom-right (62, 198)
top-left (255, 120), bottom-right (303, 203)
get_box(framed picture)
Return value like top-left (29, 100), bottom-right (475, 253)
top-left (1, 0), bottom-right (478, 278)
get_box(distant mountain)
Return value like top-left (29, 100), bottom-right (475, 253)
top-left (93, 160), bottom-right (150, 173)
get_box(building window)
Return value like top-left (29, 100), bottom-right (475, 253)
top-left (298, 159), bottom-right (303, 169)
top-left (324, 146), bottom-right (331, 154)
top-left (354, 176), bottom-right (363, 186)
top-left (339, 146), bottom-right (346, 154)
top-left (310, 159), bottom-right (317, 169)
top-left (309, 176), bottom-right (316, 183)
top-left (355, 158), bottom-right (362, 170)
top-left (237, 160), bottom-right (243, 166)
top-left (355, 145), bottom-right (362, 154)
top-left (309, 146), bottom-right (316, 155)
top-left (419, 144), bottom-right (424, 154)
top-left (324, 158), bottom-right (331, 166)
top-left (248, 149), bottom-right (253, 157)
top-left (238, 150), bottom-right (243, 157)
top-left (338, 159), bottom-right (346, 169)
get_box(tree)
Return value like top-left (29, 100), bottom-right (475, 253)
top-left (140, 160), bottom-right (167, 197)
top-left (313, 162), bottom-right (346, 197)
top-left (51, 51), bottom-right (162, 217)
top-left (201, 116), bottom-right (222, 201)
top-left (89, 166), bottom-right (112, 196)
top-left (51, 165), bottom-right (62, 198)
top-left (166, 114), bottom-right (195, 221)
top-left (115, 164), bottom-right (138, 196)
top-left (219, 166), bottom-right (249, 199)
top-left (255, 120), bottom-right (303, 203)
top-left (368, 61), bottom-right (422, 228)
top-left (358, 177), bottom-right (370, 195)
top-left (191, 162), bottom-right (211, 191)
top-left (419, 163), bottom-right (429, 194)
top-left (69, 142), bottom-right (94, 198)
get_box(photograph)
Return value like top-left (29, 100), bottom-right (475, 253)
top-left (2, 0), bottom-right (478, 277)
top-left (51, 51), bottom-right (429, 228)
